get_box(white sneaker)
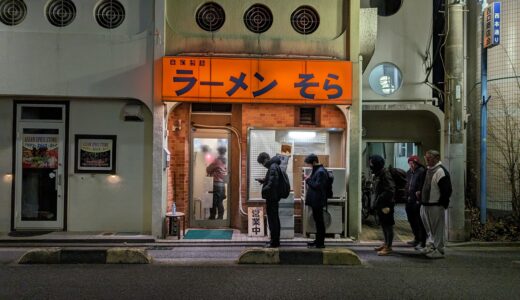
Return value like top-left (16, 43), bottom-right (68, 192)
top-left (426, 249), bottom-right (445, 259)
top-left (414, 244), bottom-right (424, 251)
top-left (419, 245), bottom-right (434, 254)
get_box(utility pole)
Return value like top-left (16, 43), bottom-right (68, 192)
top-left (444, 0), bottom-right (467, 241)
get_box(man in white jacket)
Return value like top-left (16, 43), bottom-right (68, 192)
top-left (420, 150), bottom-right (452, 259)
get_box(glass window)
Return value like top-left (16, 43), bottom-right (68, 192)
top-left (369, 63), bottom-right (403, 96)
top-left (248, 129), bottom-right (333, 201)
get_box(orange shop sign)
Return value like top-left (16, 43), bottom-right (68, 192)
top-left (162, 56), bottom-right (352, 105)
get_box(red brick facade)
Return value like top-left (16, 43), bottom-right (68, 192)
top-left (168, 103), bottom-right (347, 230)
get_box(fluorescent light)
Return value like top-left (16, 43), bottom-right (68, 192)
top-left (288, 131), bottom-right (316, 140)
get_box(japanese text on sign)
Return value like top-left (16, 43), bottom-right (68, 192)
top-left (162, 57), bottom-right (352, 105)
top-left (248, 207), bottom-right (265, 237)
top-left (483, 2), bottom-right (501, 49)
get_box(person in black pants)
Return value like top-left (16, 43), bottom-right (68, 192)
top-left (256, 152), bottom-right (282, 248)
top-left (405, 155), bottom-right (427, 249)
top-left (304, 154), bottom-right (328, 249)
top-left (370, 155), bottom-right (396, 256)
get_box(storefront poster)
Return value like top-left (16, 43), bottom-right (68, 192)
top-left (22, 134), bottom-right (59, 169)
top-left (74, 135), bottom-right (117, 174)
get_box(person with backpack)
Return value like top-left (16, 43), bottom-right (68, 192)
top-left (405, 155), bottom-right (427, 249)
top-left (369, 155), bottom-right (396, 256)
top-left (256, 152), bottom-right (282, 248)
top-left (420, 150), bottom-right (452, 259)
top-left (303, 154), bottom-right (329, 249)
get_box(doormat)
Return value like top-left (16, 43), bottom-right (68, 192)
top-left (183, 229), bottom-right (233, 240)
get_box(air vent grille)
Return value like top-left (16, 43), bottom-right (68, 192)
top-left (95, 0), bottom-right (125, 29)
top-left (244, 4), bottom-right (272, 34)
top-left (196, 2), bottom-right (225, 32)
top-left (291, 5), bottom-right (319, 35)
top-left (0, 0), bottom-right (27, 26)
top-left (46, 0), bottom-right (76, 27)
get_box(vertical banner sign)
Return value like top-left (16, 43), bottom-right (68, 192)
top-left (483, 2), bottom-right (501, 49)
top-left (248, 207), bottom-right (265, 237)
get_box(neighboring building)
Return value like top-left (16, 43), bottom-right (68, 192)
top-left (467, 0), bottom-right (519, 215)
top-left (0, 0), bottom-right (155, 233)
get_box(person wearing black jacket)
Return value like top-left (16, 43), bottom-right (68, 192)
top-left (370, 155), bottom-right (396, 256)
top-left (405, 155), bottom-right (427, 249)
top-left (304, 154), bottom-right (328, 249)
top-left (256, 152), bottom-right (282, 248)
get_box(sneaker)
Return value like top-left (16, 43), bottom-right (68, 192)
top-left (414, 244), bottom-right (425, 251)
top-left (377, 247), bottom-right (393, 256)
top-left (419, 244), bottom-right (434, 254)
top-left (374, 244), bottom-right (386, 251)
top-left (426, 249), bottom-right (445, 259)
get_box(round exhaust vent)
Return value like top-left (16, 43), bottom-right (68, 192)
top-left (0, 0), bottom-right (27, 26)
top-left (244, 4), bottom-right (273, 34)
top-left (95, 0), bottom-right (125, 29)
top-left (46, 0), bottom-right (76, 27)
top-left (291, 5), bottom-right (319, 35)
top-left (196, 2), bottom-right (225, 32)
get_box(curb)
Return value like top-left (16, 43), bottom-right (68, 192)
top-left (447, 241), bottom-right (520, 248)
top-left (18, 247), bottom-right (152, 264)
top-left (237, 247), bottom-right (361, 265)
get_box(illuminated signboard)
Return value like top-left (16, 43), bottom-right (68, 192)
top-left (162, 57), bottom-right (352, 105)
top-left (483, 2), bottom-right (501, 49)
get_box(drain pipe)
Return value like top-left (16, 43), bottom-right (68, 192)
top-left (192, 123), bottom-right (248, 217)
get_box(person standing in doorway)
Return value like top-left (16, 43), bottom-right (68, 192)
top-left (420, 150), bottom-right (452, 259)
top-left (304, 154), bottom-right (328, 249)
top-left (256, 152), bottom-right (282, 248)
top-left (206, 146), bottom-right (228, 220)
top-left (405, 155), bottom-right (427, 249)
top-left (370, 155), bottom-right (396, 256)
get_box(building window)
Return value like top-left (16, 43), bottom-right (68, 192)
top-left (368, 63), bottom-right (403, 96)
top-left (95, 0), bottom-right (125, 29)
top-left (0, 0), bottom-right (27, 26)
top-left (248, 129), bottom-right (339, 201)
top-left (291, 5), bottom-right (319, 35)
top-left (296, 107), bottom-right (320, 126)
top-left (244, 4), bottom-right (273, 34)
top-left (46, 0), bottom-right (76, 27)
top-left (196, 2), bottom-right (225, 32)
top-left (370, 0), bottom-right (402, 16)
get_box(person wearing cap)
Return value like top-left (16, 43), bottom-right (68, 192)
top-left (369, 155), bottom-right (396, 256)
top-left (405, 155), bottom-right (427, 249)
top-left (304, 153), bottom-right (328, 248)
top-left (256, 152), bottom-right (282, 248)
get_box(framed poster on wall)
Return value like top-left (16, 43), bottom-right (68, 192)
top-left (74, 135), bottom-right (117, 174)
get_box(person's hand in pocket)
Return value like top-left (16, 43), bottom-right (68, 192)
top-left (382, 207), bottom-right (390, 214)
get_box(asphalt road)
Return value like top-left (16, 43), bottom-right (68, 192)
top-left (1, 246), bottom-right (520, 300)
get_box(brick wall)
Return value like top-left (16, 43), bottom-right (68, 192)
top-left (167, 103), bottom-right (347, 232)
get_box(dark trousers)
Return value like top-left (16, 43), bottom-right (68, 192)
top-left (405, 202), bottom-right (427, 246)
top-left (266, 201), bottom-right (280, 246)
top-left (382, 224), bottom-right (394, 248)
top-left (209, 183), bottom-right (225, 219)
top-left (312, 206), bottom-right (325, 246)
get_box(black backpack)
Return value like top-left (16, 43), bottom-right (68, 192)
top-left (325, 169), bottom-right (334, 199)
top-left (278, 167), bottom-right (291, 199)
top-left (388, 166), bottom-right (407, 190)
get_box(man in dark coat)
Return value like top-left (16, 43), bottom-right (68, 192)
top-left (405, 155), bottom-right (427, 248)
top-left (304, 154), bottom-right (328, 248)
top-left (370, 155), bottom-right (396, 256)
top-left (256, 152), bottom-right (281, 248)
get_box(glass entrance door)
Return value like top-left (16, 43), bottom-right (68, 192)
top-left (14, 104), bottom-right (66, 230)
top-left (190, 129), bottom-right (230, 228)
